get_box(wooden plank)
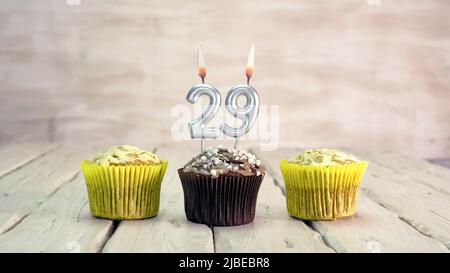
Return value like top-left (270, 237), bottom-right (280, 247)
top-left (252, 148), bottom-right (449, 252)
top-left (362, 152), bottom-right (450, 194)
top-left (103, 145), bottom-right (214, 253)
top-left (0, 145), bottom-right (95, 235)
top-left (0, 143), bottom-right (57, 178)
top-left (361, 161), bottom-right (450, 249)
top-left (311, 194), bottom-right (448, 252)
top-left (0, 174), bottom-right (113, 252)
top-left (212, 147), bottom-right (333, 253)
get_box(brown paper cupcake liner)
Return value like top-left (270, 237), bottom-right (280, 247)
top-left (178, 169), bottom-right (264, 226)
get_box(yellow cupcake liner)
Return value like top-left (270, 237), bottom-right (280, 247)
top-left (279, 160), bottom-right (368, 220)
top-left (80, 160), bottom-right (168, 220)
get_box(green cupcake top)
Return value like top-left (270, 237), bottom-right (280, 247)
top-left (288, 149), bottom-right (360, 166)
top-left (91, 145), bottom-right (161, 166)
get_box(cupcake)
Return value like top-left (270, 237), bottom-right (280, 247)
top-left (80, 145), bottom-right (168, 220)
top-left (279, 149), bottom-right (368, 220)
top-left (178, 146), bottom-right (265, 226)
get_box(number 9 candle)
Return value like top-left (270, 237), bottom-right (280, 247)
top-left (221, 44), bottom-right (259, 148)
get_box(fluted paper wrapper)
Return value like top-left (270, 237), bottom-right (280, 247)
top-left (279, 160), bottom-right (368, 220)
top-left (178, 169), bottom-right (264, 226)
top-left (80, 160), bottom-right (168, 220)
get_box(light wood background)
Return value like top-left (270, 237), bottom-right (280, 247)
top-left (1, 0), bottom-right (449, 158)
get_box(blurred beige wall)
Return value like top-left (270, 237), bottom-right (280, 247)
top-left (0, 0), bottom-right (449, 158)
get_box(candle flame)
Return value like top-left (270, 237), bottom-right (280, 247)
top-left (197, 46), bottom-right (206, 80)
top-left (246, 44), bottom-right (254, 80)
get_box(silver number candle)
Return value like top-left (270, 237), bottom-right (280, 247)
top-left (221, 44), bottom-right (259, 148)
top-left (220, 84), bottom-right (260, 138)
top-left (186, 45), bottom-right (260, 150)
top-left (186, 84), bottom-right (222, 139)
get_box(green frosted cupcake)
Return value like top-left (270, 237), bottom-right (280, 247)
top-left (280, 149), bottom-right (368, 220)
top-left (80, 145), bottom-right (168, 220)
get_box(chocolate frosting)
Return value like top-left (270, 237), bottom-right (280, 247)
top-left (183, 146), bottom-right (264, 178)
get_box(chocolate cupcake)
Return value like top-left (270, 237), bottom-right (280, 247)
top-left (178, 146), bottom-right (265, 226)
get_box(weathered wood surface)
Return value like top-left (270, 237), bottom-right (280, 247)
top-left (0, 143), bottom-right (57, 178)
top-left (311, 194), bottom-right (447, 253)
top-left (0, 174), bottom-right (113, 253)
top-left (252, 148), bottom-right (449, 252)
top-left (364, 152), bottom-right (450, 193)
top-left (360, 158), bottom-right (450, 249)
top-left (0, 144), bottom-right (448, 252)
top-left (0, 145), bottom-right (95, 235)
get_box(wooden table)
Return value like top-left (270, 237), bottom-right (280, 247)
top-left (0, 143), bottom-right (449, 253)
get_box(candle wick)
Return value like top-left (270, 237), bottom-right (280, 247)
top-left (200, 76), bottom-right (205, 152)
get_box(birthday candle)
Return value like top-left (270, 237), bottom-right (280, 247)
top-left (198, 46), bottom-right (206, 83)
top-left (187, 46), bottom-right (221, 152)
top-left (246, 44), bottom-right (254, 84)
top-left (221, 44), bottom-right (260, 148)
